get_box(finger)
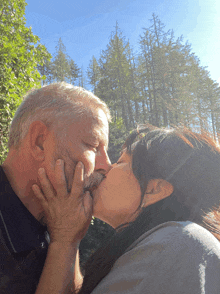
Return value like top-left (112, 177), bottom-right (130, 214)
top-left (54, 159), bottom-right (68, 197)
top-left (38, 168), bottom-right (55, 201)
top-left (32, 184), bottom-right (49, 210)
top-left (71, 161), bottom-right (84, 198)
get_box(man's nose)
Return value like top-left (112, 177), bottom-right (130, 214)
top-left (95, 149), bottom-right (112, 174)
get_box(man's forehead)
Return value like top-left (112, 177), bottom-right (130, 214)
top-left (91, 110), bottom-right (109, 138)
top-left (89, 124), bottom-right (109, 145)
top-left (64, 109), bottom-right (109, 144)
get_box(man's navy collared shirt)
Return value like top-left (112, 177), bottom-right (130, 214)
top-left (0, 166), bottom-right (49, 255)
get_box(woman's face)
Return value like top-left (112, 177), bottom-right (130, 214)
top-left (92, 151), bottom-right (142, 228)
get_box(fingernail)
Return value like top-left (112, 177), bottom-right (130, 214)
top-left (38, 168), bottom-right (45, 175)
top-left (57, 159), bottom-right (62, 165)
top-left (32, 184), bottom-right (38, 191)
top-left (77, 161), bottom-right (83, 168)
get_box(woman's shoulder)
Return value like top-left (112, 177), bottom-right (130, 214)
top-left (91, 221), bottom-right (220, 293)
top-left (116, 221), bottom-right (220, 292)
top-left (127, 220), bottom-right (220, 254)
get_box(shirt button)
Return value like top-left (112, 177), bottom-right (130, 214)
top-left (40, 242), bottom-right (45, 248)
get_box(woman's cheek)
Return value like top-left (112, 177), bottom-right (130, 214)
top-left (102, 174), bottom-right (127, 209)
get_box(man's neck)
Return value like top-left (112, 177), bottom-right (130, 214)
top-left (2, 150), bottom-right (43, 222)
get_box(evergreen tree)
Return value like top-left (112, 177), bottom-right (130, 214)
top-left (69, 59), bottom-right (80, 85)
top-left (78, 66), bottom-right (86, 88)
top-left (86, 15), bottom-right (220, 138)
top-left (87, 56), bottom-right (101, 94)
top-left (97, 22), bottom-right (136, 129)
top-left (52, 38), bottom-right (71, 82)
top-left (51, 38), bottom-right (79, 84)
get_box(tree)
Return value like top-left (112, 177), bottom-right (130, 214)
top-left (87, 56), bottom-right (101, 94)
top-left (69, 59), bottom-right (80, 85)
top-left (78, 66), bottom-right (86, 88)
top-left (50, 38), bottom-right (79, 84)
top-left (51, 38), bottom-right (71, 82)
top-left (0, 0), bottom-right (51, 163)
top-left (37, 54), bottom-right (53, 85)
top-left (96, 22), bottom-right (137, 130)
top-left (87, 15), bottom-right (220, 137)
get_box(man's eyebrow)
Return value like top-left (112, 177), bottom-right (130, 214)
top-left (92, 129), bottom-right (108, 142)
top-left (86, 131), bottom-right (100, 143)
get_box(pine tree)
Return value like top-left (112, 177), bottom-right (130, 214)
top-left (87, 56), bottom-right (101, 94)
top-left (97, 22), bottom-right (136, 129)
top-left (69, 59), bottom-right (80, 85)
top-left (52, 38), bottom-right (71, 82)
top-left (85, 14), bottom-right (220, 139)
top-left (50, 38), bottom-right (79, 84)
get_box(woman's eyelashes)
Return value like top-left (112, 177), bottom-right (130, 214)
top-left (116, 160), bottom-right (125, 165)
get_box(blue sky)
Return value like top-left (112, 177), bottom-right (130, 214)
top-left (25, 0), bottom-right (220, 85)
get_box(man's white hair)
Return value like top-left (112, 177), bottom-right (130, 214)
top-left (8, 82), bottom-right (111, 148)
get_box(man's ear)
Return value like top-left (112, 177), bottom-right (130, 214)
top-left (28, 121), bottom-right (49, 161)
top-left (142, 179), bottom-right (174, 208)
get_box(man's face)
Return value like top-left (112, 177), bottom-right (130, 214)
top-left (45, 108), bottom-right (111, 193)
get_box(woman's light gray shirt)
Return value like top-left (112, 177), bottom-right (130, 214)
top-left (91, 221), bottom-right (220, 294)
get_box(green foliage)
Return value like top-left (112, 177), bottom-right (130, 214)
top-left (0, 0), bottom-right (51, 163)
top-left (39, 38), bottom-right (80, 85)
top-left (37, 52), bottom-right (53, 85)
top-left (0, 104), bottom-right (11, 164)
top-left (108, 118), bottom-right (129, 163)
top-left (95, 23), bottom-right (136, 130)
top-left (87, 56), bottom-right (101, 93)
top-left (86, 15), bottom-right (220, 138)
top-left (79, 217), bottom-right (114, 268)
top-left (52, 38), bottom-right (72, 82)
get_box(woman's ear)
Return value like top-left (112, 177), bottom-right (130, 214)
top-left (142, 179), bottom-right (174, 208)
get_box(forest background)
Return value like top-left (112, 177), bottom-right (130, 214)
top-left (1, 0), bottom-right (220, 266)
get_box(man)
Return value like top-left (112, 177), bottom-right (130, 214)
top-left (0, 82), bottom-right (111, 293)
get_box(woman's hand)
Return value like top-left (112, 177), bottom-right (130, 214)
top-left (32, 159), bottom-right (93, 245)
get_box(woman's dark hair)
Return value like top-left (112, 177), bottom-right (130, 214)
top-left (78, 125), bottom-right (220, 294)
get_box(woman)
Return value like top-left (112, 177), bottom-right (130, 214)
top-left (34, 126), bottom-right (220, 294)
